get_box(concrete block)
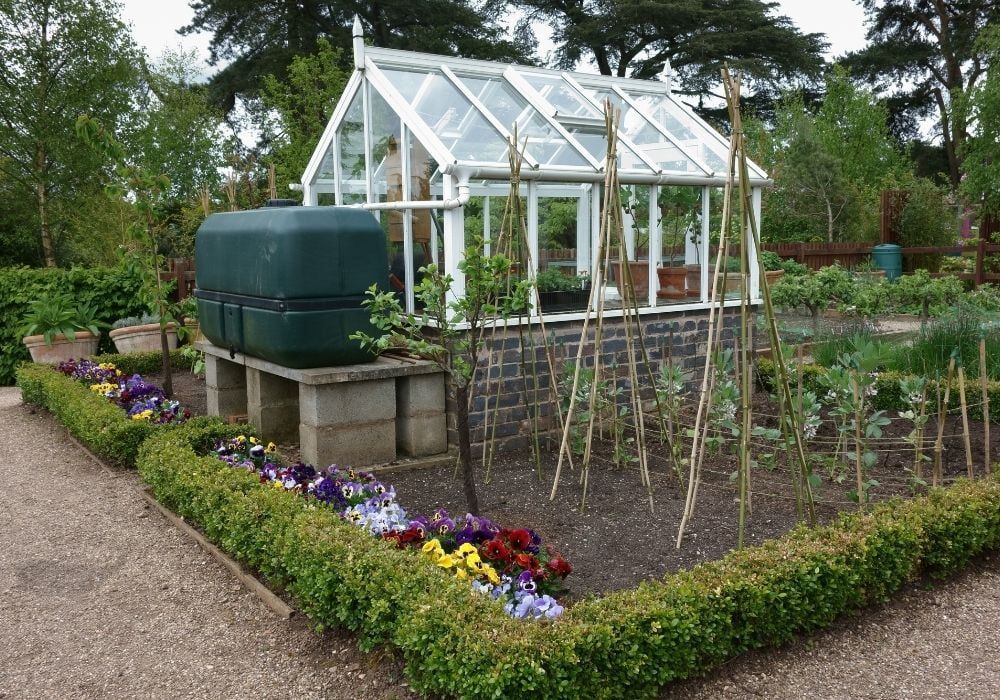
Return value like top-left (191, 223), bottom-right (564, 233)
top-left (246, 367), bottom-right (299, 403)
top-left (396, 373), bottom-right (445, 415)
top-left (397, 413), bottom-right (447, 457)
top-left (245, 368), bottom-right (300, 442)
top-left (206, 385), bottom-right (247, 419)
top-left (249, 404), bottom-right (300, 443)
top-left (205, 355), bottom-right (246, 390)
top-left (299, 378), bottom-right (396, 427)
top-left (300, 420), bottom-right (396, 467)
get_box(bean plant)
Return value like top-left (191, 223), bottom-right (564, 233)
top-left (898, 376), bottom-right (930, 491)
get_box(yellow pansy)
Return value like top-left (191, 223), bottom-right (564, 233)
top-left (421, 539), bottom-right (444, 557)
top-left (454, 569), bottom-right (468, 581)
top-left (265, 442), bottom-right (277, 453)
top-left (235, 435), bottom-right (246, 444)
top-left (249, 436), bottom-right (260, 445)
top-left (465, 552), bottom-right (482, 569)
top-left (456, 543), bottom-right (477, 558)
top-left (482, 565), bottom-right (501, 585)
top-left (436, 554), bottom-right (456, 569)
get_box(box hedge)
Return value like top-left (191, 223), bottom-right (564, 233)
top-left (15, 363), bottom-right (232, 467)
top-left (0, 265), bottom-right (148, 385)
top-left (138, 423), bottom-right (1000, 699)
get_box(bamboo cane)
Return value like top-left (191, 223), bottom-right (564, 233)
top-left (958, 365), bottom-right (974, 479)
top-left (853, 374), bottom-right (865, 509)
top-left (934, 359), bottom-right (956, 486)
top-left (980, 338), bottom-right (990, 474)
top-left (914, 384), bottom-right (928, 482)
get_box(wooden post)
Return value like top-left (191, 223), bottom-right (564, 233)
top-left (853, 374), bottom-right (865, 509)
top-left (958, 365), bottom-right (974, 478)
top-left (976, 233), bottom-right (987, 289)
top-left (981, 338), bottom-right (991, 474)
top-left (934, 360), bottom-right (955, 486)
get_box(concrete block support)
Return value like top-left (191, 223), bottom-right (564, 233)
top-left (205, 355), bottom-right (247, 419)
top-left (246, 367), bottom-right (299, 443)
top-left (299, 378), bottom-right (397, 466)
top-left (396, 373), bottom-right (447, 456)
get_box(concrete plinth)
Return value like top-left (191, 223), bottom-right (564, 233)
top-left (205, 354), bottom-right (247, 419)
top-left (299, 378), bottom-right (396, 466)
top-left (396, 373), bottom-right (447, 456)
top-left (246, 368), bottom-right (299, 443)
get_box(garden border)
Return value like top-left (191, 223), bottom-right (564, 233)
top-left (17, 358), bottom-right (1000, 698)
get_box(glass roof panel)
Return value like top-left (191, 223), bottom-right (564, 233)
top-left (380, 66), bottom-right (509, 164)
top-left (519, 72), bottom-right (600, 119)
top-left (581, 87), bottom-right (705, 174)
top-left (457, 74), bottom-right (590, 168)
top-left (624, 91), bottom-right (729, 173)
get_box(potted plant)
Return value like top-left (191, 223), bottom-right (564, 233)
top-left (656, 200), bottom-right (688, 300)
top-left (109, 313), bottom-right (179, 354)
top-left (536, 267), bottom-right (591, 313)
top-left (21, 291), bottom-right (105, 364)
top-left (760, 251), bottom-right (787, 287)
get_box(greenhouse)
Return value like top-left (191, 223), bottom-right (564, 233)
top-left (300, 20), bottom-right (768, 318)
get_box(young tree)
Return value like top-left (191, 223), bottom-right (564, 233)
top-left (961, 26), bottom-right (1000, 217)
top-left (0, 0), bottom-right (140, 267)
top-left (257, 38), bottom-right (350, 195)
top-left (846, 0), bottom-right (998, 188)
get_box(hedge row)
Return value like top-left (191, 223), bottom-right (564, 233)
top-left (138, 422), bottom-right (1000, 699)
top-left (757, 357), bottom-right (1000, 420)
top-left (15, 363), bottom-right (232, 468)
top-left (0, 265), bottom-right (148, 385)
top-left (90, 348), bottom-right (195, 376)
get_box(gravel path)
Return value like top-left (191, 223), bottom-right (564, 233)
top-left (0, 387), bottom-right (413, 700)
top-left (2, 385), bottom-right (998, 699)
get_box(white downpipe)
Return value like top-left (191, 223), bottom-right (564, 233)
top-left (357, 181), bottom-right (470, 211)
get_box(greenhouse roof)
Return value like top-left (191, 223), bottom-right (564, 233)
top-left (303, 42), bottom-right (768, 189)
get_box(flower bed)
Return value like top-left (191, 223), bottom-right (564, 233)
top-left (57, 358), bottom-right (191, 424)
top-left (139, 423), bottom-right (1000, 698)
top-left (214, 436), bottom-right (571, 619)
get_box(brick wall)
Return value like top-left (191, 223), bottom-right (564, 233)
top-left (445, 307), bottom-right (742, 452)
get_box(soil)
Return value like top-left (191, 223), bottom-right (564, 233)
top-left (160, 365), bottom-right (999, 603)
top-left (146, 367), bottom-right (208, 417)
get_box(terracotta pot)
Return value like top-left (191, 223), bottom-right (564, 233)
top-left (22, 331), bottom-right (99, 365)
top-left (656, 266), bottom-right (687, 299)
top-left (109, 322), bottom-right (179, 354)
top-left (614, 261), bottom-right (651, 301)
top-left (764, 269), bottom-right (785, 287)
top-left (684, 264), bottom-right (701, 297)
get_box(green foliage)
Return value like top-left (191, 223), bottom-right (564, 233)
top-left (770, 264), bottom-right (856, 319)
top-left (961, 25), bottom-right (1000, 216)
top-left (259, 38), bottom-right (350, 197)
top-left (14, 363), bottom-right (225, 467)
top-left (892, 270), bottom-right (964, 319)
top-left (892, 309), bottom-right (1000, 381)
top-left (111, 313), bottom-right (160, 330)
top-left (0, 265), bottom-right (147, 385)
top-left (0, 0), bottom-right (141, 266)
top-left (90, 348), bottom-right (195, 376)
top-left (137, 422), bottom-right (1000, 698)
top-left (536, 267), bottom-right (587, 293)
top-left (19, 290), bottom-right (106, 345)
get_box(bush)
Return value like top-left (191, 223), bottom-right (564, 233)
top-left (0, 265), bottom-right (147, 385)
top-left (90, 348), bottom-right (195, 376)
top-left (15, 363), bottom-right (230, 467)
top-left (137, 419), bottom-right (1000, 699)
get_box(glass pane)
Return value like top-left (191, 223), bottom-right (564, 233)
top-left (337, 87), bottom-right (366, 204)
top-left (380, 67), bottom-right (509, 163)
top-left (317, 145), bottom-right (334, 180)
top-left (538, 193), bottom-right (590, 313)
top-left (567, 128), bottom-right (654, 173)
top-left (458, 74), bottom-right (590, 168)
top-left (656, 186), bottom-right (702, 305)
top-left (520, 72), bottom-right (600, 118)
top-left (626, 91), bottom-right (729, 173)
top-left (368, 88), bottom-right (400, 287)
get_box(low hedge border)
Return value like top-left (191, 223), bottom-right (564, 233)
top-left (138, 424), bottom-right (1000, 699)
top-left (757, 357), bottom-right (1000, 420)
top-left (15, 362), bottom-right (235, 468)
top-left (90, 348), bottom-right (195, 377)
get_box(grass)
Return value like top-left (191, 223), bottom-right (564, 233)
top-left (890, 310), bottom-right (1000, 380)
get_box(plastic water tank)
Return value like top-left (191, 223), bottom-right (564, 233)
top-left (871, 244), bottom-right (903, 281)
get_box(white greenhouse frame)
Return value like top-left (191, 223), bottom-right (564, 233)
top-left (300, 22), bottom-right (767, 319)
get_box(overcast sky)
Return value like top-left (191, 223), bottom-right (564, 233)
top-left (120, 0), bottom-right (870, 71)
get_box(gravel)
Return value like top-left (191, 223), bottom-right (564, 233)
top-left (3, 384), bottom-right (998, 700)
top-left (0, 387), bottom-right (414, 699)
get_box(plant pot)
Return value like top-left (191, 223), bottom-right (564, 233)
top-left (611, 261), bottom-right (651, 301)
top-left (709, 268), bottom-right (744, 298)
top-left (537, 288), bottom-right (591, 313)
top-left (22, 331), bottom-right (99, 365)
top-left (764, 269), bottom-right (785, 287)
top-left (684, 264), bottom-right (701, 297)
top-left (109, 322), bottom-right (179, 354)
top-left (656, 266), bottom-right (687, 299)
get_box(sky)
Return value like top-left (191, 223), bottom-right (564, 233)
top-left (120, 0), bottom-right (871, 73)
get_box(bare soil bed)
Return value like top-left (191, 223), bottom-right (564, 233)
top-left (163, 367), bottom-right (998, 602)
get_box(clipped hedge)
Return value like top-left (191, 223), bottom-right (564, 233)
top-left (15, 363), bottom-right (234, 468)
top-left (90, 348), bottom-right (195, 376)
top-left (138, 424), bottom-right (1000, 699)
top-left (0, 265), bottom-right (147, 385)
top-left (757, 357), bottom-right (1000, 420)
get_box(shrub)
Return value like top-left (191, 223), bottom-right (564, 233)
top-left (0, 265), bottom-right (147, 384)
top-left (90, 348), bottom-right (194, 376)
top-left (15, 363), bottom-right (229, 467)
top-left (137, 420), bottom-right (1000, 699)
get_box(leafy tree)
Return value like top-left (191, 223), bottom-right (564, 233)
top-left (845, 0), bottom-right (999, 188)
top-left (258, 38), bottom-right (350, 196)
top-left (183, 0), bottom-right (533, 112)
top-left (0, 0), bottom-right (140, 267)
top-left (514, 0), bottom-right (825, 116)
top-left (961, 25), bottom-right (1000, 217)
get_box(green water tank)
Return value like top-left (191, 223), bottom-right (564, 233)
top-left (194, 206), bottom-right (387, 368)
top-left (872, 243), bottom-right (903, 281)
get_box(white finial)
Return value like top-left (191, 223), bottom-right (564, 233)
top-left (353, 15), bottom-right (365, 70)
top-left (662, 59), bottom-right (673, 92)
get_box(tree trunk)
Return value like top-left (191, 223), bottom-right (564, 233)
top-left (825, 197), bottom-right (834, 244)
top-left (35, 149), bottom-right (56, 268)
top-left (454, 383), bottom-right (479, 515)
top-left (160, 325), bottom-right (173, 396)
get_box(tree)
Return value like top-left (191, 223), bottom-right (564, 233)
top-left (183, 0), bottom-right (533, 112)
top-left (845, 0), bottom-right (999, 188)
top-left (961, 26), bottom-right (1000, 217)
top-left (258, 38), bottom-right (350, 196)
top-left (0, 0), bottom-right (140, 267)
top-left (514, 0), bottom-right (826, 115)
